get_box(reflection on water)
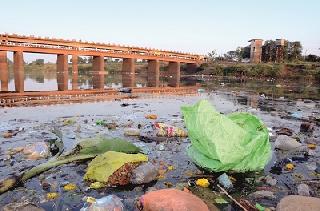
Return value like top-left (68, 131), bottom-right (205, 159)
top-left (4, 67), bottom-right (320, 101)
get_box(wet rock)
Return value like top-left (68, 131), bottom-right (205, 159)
top-left (218, 173), bottom-right (233, 189)
top-left (297, 183), bottom-right (310, 196)
top-left (249, 190), bottom-right (276, 200)
top-left (3, 131), bottom-right (13, 138)
top-left (139, 189), bottom-right (209, 211)
top-left (130, 162), bottom-right (158, 184)
top-left (124, 128), bottom-right (140, 136)
top-left (276, 128), bottom-right (293, 136)
top-left (275, 135), bottom-right (302, 151)
top-left (3, 203), bottom-right (44, 211)
top-left (276, 195), bottom-right (320, 211)
top-left (300, 122), bottom-right (315, 133)
top-left (265, 175), bottom-right (277, 186)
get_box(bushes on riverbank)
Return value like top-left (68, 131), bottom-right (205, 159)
top-left (196, 62), bottom-right (320, 82)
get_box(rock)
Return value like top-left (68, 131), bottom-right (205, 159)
top-left (124, 128), bottom-right (140, 136)
top-left (250, 190), bottom-right (276, 200)
top-left (3, 203), bottom-right (44, 211)
top-left (130, 162), bottom-right (158, 184)
top-left (300, 122), bottom-right (315, 133)
top-left (3, 132), bottom-right (13, 138)
top-left (265, 175), bottom-right (277, 186)
top-left (276, 195), bottom-right (320, 211)
top-left (139, 189), bottom-right (209, 211)
top-left (81, 195), bottom-right (124, 211)
top-left (276, 128), bottom-right (293, 136)
top-left (275, 135), bottom-right (302, 151)
top-left (218, 173), bottom-right (233, 189)
top-left (297, 183), bottom-right (310, 196)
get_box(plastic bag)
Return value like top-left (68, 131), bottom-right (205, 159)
top-left (130, 162), bottom-right (158, 184)
top-left (81, 195), bottom-right (124, 211)
top-left (181, 100), bottom-right (271, 172)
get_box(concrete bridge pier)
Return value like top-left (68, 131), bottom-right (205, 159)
top-left (122, 58), bottom-right (135, 87)
top-left (147, 60), bottom-right (160, 87)
top-left (92, 56), bottom-right (105, 89)
top-left (72, 55), bottom-right (78, 90)
top-left (13, 51), bottom-right (24, 93)
top-left (168, 61), bottom-right (180, 87)
top-left (0, 51), bottom-right (9, 91)
top-left (56, 54), bottom-right (68, 91)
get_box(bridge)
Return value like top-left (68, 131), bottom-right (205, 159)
top-left (0, 33), bottom-right (205, 93)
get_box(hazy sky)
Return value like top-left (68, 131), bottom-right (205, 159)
top-left (1, 0), bottom-right (319, 62)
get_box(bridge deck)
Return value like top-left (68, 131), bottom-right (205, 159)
top-left (0, 34), bottom-right (205, 64)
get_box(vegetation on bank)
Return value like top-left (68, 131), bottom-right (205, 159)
top-left (193, 62), bottom-right (320, 82)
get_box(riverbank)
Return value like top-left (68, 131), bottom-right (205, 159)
top-left (0, 88), bottom-right (319, 210)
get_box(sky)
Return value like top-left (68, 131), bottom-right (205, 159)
top-left (1, 0), bottom-right (320, 62)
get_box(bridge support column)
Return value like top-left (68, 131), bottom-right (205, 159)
top-left (92, 56), bottom-right (105, 89)
top-left (122, 58), bottom-right (135, 87)
top-left (147, 60), bottom-right (160, 87)
top-left (13, 51), bottom-right (24, 93)
top-left (168, 61), bottom-right (180, 87)
top-left (56, 54), bottom-right (68, 91)
top-left (0, 51), bottom-right (8, 92)
top-left (72, 55), bottom-right (78, 90)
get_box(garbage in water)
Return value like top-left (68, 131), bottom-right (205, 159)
top-left (23, 142), bottom-right (49, 160)
top-left (84, 151), bottom-right (148, 185)
top-left (181, 100), bottom-right (271, 172)
top-left (0, 137), bottom-right (141, 194)
top-left (81, 195), bottom-right (124, 211)
top-left (138, 189), bottom-right (209, 211)
top-left (153, 122), bottom-right (188, 137)
top-left (285, 163), bottom-right (294, 171)
top-left (130, 162), bottom-right (158, 184)
top-left (145, 114), bottom-right (158, 119)
top-left (195, 178), bottom-right (210, 188)
top-left (63, 183), bottom-right (77, 191)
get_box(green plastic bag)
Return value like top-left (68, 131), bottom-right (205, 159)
top-left (181, 100), bottom-right (271, 172)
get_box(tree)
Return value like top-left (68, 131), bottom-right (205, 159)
top-left (305, 54), bottom-right (320, 62)
top-left (286, 41), bottom-right (302, 61)
top-left (262, 40), bottom-right (277, 62)
top-left (224, 51), bottom-right (238, 61)
top-left (238, 46), bottom-right (250, 60)
top-left (207, 50), bottom-right (217, 62)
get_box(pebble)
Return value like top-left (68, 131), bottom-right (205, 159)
top-left (275, 135), bottom-right (302, 151)
top-left (265, 175), bottom-right (277, 186)
top-left (300, 122), bottom-right (314, 133)
top-left (297, 183), bottom-right (310, 196)
top-left (276, 195), bottom-right (320, 211)
top-left (250, 190), bottom-right (276, 200)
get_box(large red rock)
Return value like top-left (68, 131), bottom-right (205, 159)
top-left (276, 195), bottom-right (320, 211)
top-left (140, 189), bottom-right (209, 211)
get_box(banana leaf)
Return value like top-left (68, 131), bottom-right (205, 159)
top-left (0, 137), bottom-right (141, 194)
